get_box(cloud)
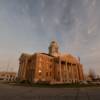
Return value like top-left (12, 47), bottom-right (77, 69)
top-left (0, 0), bottom-right (99, 74)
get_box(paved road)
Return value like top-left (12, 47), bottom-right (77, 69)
top-left (0, 83), bottom-right (100, 100)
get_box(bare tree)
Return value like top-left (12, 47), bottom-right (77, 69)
top-left (88, 68), bottom-right (96, 80)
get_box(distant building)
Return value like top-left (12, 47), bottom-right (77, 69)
top-left (0, 72), bottom-right (16, 81)
top-left (18, 41), bottom-right (84, 84)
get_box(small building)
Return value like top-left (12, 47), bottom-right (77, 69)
top-left (18, 41), bottom-right (84, 84)
top-left (0, 72), bottom-right (17, 81)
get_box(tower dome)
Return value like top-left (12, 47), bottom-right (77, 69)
top-left (48, 41), bottom-right (59, 56)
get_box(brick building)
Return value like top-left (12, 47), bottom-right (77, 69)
top-left (18, 41), bottom-right (84, 84)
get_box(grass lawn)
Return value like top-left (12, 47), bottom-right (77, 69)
top-left (10, 82), bottom-right (100, 88)
top-left (30, 83), bottom-right (100, 88)
top-left (2, 80), bottom-right (100, 88)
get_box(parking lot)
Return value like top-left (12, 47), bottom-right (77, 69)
top-left (0, 82), bottom-right (100, 100)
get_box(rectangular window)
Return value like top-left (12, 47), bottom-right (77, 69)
top-left (61, 61), bottom-right (66, 65)
top-left (50, 72), bottom-right (51, 76)
top-left (49, 65), bottom-right (52, 69)
top-left (46, 72), bottom-right (48, 77)
top-left (50, 59), bottom-right (52, 62)
top-left (58, 72), bottom-right (60, 76)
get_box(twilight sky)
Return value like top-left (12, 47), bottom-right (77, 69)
top-left (0, 0), bottom-right (100, 74)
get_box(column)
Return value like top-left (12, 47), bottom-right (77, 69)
top-left (71, 64), bottom-right (74, 83)
top-left (65, 61), bottom-right (69, 82)
top-left (75, 64), bottom-right (79, 81)
top-left (80, 65), bottom-right (84, 80)
top-left (59, 57), bottom-right (62, 82)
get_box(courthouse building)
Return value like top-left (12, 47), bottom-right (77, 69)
top-left (18, 41), bottom-right (84, 84)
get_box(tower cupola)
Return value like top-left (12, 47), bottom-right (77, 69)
top-left (48, 41), bottom-right (59, 56)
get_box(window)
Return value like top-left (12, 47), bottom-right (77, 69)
top-left (50, 59), bottom-right (52, 62)
top-left (46, 72), bottom-right (48, 77)
top-left (49, 65), bottom-right (52, 69)
top-left (67, 66), bottom-right (69, 70)
top-left (61, 61), bottom-right (66, 65)
top-left (72, 64), bottom-right (76, 66)
top-left (50, 72), bottom-right (51, 76)
top-left (39, 72), bottom-right (41, 76)
top-left (67, 63), bottom-right (71, 66)
top-left (58, 72), bottom-right (60, 76)
top-left (55, 60), bottom-right (59, 64)
top-left (10, 75), bottom-right (12, 78)
top-left (1, 74), bottom-right (5, 77)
